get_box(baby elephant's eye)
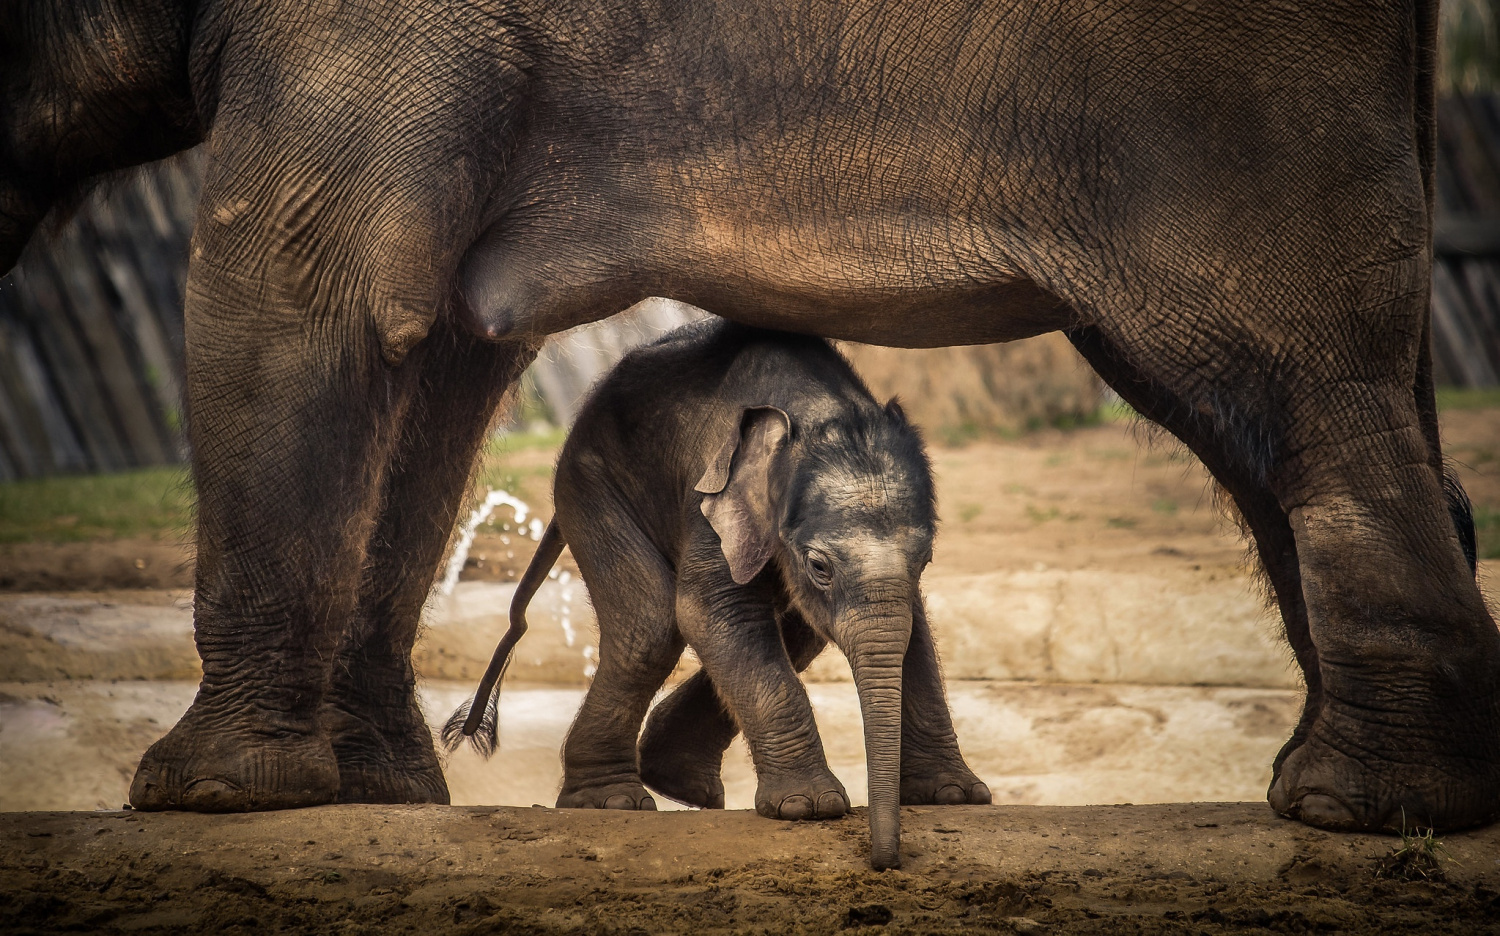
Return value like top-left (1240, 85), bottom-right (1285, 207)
top-left (805, 551), bottom-right (833, 589)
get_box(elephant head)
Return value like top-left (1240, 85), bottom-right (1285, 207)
top-left (697, 399), bottom-right (935, 870)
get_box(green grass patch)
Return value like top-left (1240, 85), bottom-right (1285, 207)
top-left (475, 427), bottom-right (565, 510)
top-left (1436, 386), bottom-right (1500, 411)
top-left (483, 425), bottom-right (569, 456)
top-left (1099, 398), bottom-right (1139, 423)
top-left (1025, 504), bottom-right (1060, 523)
top-left (0, 467), bottom-right (193, 543)
top-left (1476, 505), bottom-right (1500, 561)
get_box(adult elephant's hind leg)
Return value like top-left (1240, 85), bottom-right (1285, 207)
top-left (326, 322), bottom-right (535, 804)
top-left (1264, 371), bottom-right (1500, 832)
top-left (1072, 262), bottom-right (1500, 832)
top-left (131, 258), bottom-right (419, 812)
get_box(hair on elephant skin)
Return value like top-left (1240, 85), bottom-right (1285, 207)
top-left (6, 0), bottom-right (1498, 845)
top-left (446, 319), bottom-right (989, 869)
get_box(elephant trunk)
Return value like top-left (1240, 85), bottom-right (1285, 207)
top-left (840, 596), bottom-right (912, 871)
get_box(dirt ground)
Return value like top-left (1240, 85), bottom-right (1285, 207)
top-left (4, 803), bottom-right (1499, 935)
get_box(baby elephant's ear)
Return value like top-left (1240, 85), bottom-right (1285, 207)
top-left (695, 406), bottom-right (791, 584)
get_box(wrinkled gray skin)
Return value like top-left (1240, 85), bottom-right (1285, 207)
top-left (449, 321), bottom-right (988, 869)
top-left (3, 0), bottom-right (1496, 840)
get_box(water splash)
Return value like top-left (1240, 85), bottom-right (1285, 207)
top-left (559, 572), bottom-right (577, 647)
top-left (583, 644), bottom-right (598, 679)
top-left (440, 488), bottom-right (531, 596)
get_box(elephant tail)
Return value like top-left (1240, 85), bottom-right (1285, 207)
top-left (441, 519), bottom-right (566, 757)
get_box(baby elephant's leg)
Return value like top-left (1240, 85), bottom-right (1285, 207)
top-left (640, 611), bottom-right (826, 808)
top-left (900, 602), bottom-right (990, 805)
top-left (556, 521), bottom-right (682, 810)
top-left (677, 553), bottom-right (847, 820)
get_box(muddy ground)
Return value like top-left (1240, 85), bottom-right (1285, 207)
top-left (4, 804), bottom-right (1499, 935)
top-left (2, 411), bottom-right (1498, 932)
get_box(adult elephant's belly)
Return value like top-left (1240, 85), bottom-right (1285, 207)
top-left (454, 200), bottom-right (1076, 349)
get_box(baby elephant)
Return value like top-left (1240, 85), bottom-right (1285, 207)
top-left (446, 320), bottom-right (988, 869)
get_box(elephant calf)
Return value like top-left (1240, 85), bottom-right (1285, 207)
top-left (446, 319), bottom-right (988, 869)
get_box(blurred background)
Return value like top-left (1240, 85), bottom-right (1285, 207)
top-left (1, 4), bottom-right (1497, 814)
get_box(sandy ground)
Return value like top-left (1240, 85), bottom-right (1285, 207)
top-left (0, 679), bottom-right (1303, 814)
top-left (4, 803), bottom-right (1498, 934)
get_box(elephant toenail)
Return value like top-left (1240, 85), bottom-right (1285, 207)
top-left (639, 796), bottom-right (657, 811)
top-left (182, 779), bottom-right (248, 812)
top-left (780, 795), bottom-right (814, 820)
top-left (934, 784), bottom-right (966, 805)
top-left (1298, 793), bottom-right (1357, 829)
top-left (603, 794), bottom-right (637, 810)
top-left (816, 791), bottom-right (848, 817)
top-left (1267, 776), bottom-right (1291, 815)
top-left (969, 781), bottom-right (992, 805)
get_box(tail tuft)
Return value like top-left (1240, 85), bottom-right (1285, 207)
top-left (440, 687), bottom-right (501, 758)
top-left (439, 699), bottom-right (473, 753)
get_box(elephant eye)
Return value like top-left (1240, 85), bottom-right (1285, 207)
top-left (805, 551), bottom-right (833, 589)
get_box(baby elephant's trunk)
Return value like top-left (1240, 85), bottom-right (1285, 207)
top-left (440, 520), bottom-right (565, 756)
top-left (842, 597), bottom-right (913, 871)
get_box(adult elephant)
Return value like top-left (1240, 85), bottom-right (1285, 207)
top-left (3, 0), bottom-right (1495, 834)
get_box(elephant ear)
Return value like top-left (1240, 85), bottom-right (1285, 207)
top-left (695, 406), bottom-right (791, 584)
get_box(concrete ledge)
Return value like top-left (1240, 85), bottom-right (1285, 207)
top-left (2, 803), bottom-right (1495, 934)
top-left (8, 564), bottom-right (1494, 689)
top-left (0, 593), bottom-right (198, 681)
top-left (423, 572), bottom-right (1297, 689)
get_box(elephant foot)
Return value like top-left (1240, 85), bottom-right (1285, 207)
top-left (1267, 678), bottom-right (1500, 833)
top-left (556, 782), bottom-right (658, 810)
top-left (639, 734), bottom-right (727, 809)
top-left (638, 669), bottom-right (736, 809)
top-left (901, 765), bottom-right (991, 806)
top-left (323, 696), bottom-right (450, 805)
top-left (755, 769), bottom-right (849, 820)
top-left (130, 702), bottom-right (339, 812)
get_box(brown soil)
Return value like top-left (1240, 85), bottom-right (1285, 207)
top-left (0, 541), bottom-right (194, 592)
top-left (4, 803), bottom-right (1497, 935)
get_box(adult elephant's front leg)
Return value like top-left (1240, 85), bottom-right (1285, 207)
top-left (129, 260), bottom-right (418, 812)
top-left (325, 322), bottom-right (536, 805)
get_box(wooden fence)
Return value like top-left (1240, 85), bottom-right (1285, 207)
top-left (3, 95), bottom-right (1499, 479)
top-left (0, 153), bottom-right (202, 480)
top-left (1433, 94), bottom-right (1500, 385)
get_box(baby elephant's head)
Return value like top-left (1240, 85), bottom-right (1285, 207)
top-left (696, 398), bottom-right (935, 870)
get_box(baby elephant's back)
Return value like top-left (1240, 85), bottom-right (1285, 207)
top-left (558, 320), bottom-right (879, 512)
top-left (571, 320), bottom-right (876, 450)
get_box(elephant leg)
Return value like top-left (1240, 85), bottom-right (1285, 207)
top-left (1259, 384), bottom-right (1499, 832)
top-left (1070, 303), bottom-right (1500, 832)
top-left (325, 321), bottom-right (535, 804)
top-left (898, 600), bottom-right (991, 805)
top-left (639, 607), bottom-right (828, 809)
top-left (131, 266), bottom-right (422, 813)
top-left (1067, 327), bottom-right (1321, 798)
top-left (556, 514), bottom-right (682, 810)
top-left (676, 544), bottom-right (848, 821)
